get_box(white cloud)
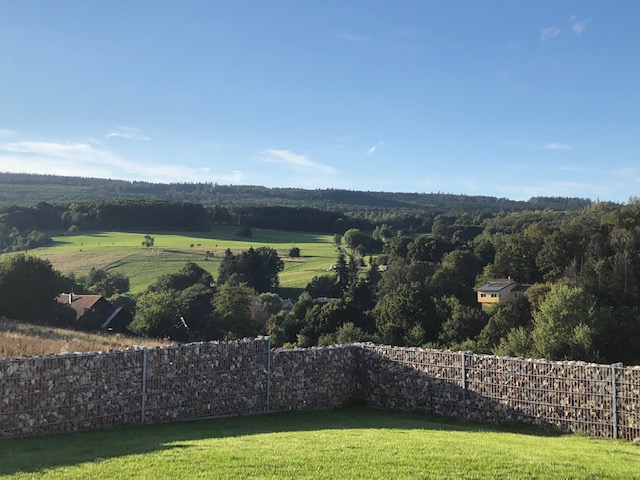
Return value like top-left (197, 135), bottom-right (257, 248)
top-left (107, 126), bottom-right (151, 141)
top-left (0, 140), bottom-right (243, 183)
top-left (262, 149), bottom-right (336, 174)
top-left (540, 27), bottom-right (561, 41)
top-left (571, 19), bottom-right (589, 35)
top-left (545, 143), bottom-right (573, 151)
top-left (366, 141), bottom-right (385, 155)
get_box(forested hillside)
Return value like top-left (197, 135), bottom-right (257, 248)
top-left (0, 172), bottom-right (596, 213)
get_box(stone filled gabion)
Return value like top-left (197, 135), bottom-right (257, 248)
top-left (143, 339), bottom-right (270, 422)
top-left (269, 345), bottom-right (360, 411)
top-left (0, 348), bottom-right (143, 437)
top-left (360, 345), bottom-right (464, 418)
top-left (1, 340), bottom-right (639, 441)
top-left (360, 344), bottom-right (640, 440)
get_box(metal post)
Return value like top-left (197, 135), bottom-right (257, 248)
top-left (265, 336), bottom-right (272, 412)
top-left (140, 348), bottom-right (148, 424)
top-left (461, 351), bottom-right (467, 419)
top-left (611, 362), bottom-right (622, 439)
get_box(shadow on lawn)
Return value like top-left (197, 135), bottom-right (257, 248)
top-left (0, 407), bottom-right (566, 476)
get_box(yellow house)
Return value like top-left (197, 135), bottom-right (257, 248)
top-left (475, 278), bottom-right (530, 311)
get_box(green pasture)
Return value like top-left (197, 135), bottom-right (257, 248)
top-left (1, 408), bottom-right (638, 479)
top-left (30, 226), bottom-right (339, 294)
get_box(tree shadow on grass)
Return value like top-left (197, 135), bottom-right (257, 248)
top-left (0, 407), bottom-right (566, 477)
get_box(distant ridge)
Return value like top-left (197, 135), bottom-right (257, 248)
top-left (0, 172), bottom-right (595, 214)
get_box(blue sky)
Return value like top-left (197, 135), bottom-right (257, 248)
top-left (1, 1), bottom-right (639, 202)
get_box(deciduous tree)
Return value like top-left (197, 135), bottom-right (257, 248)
top-left (0, 254), bottom-right (70, 324)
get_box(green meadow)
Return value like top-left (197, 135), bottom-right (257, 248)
top-left (1, 408), bottom-right (638, 479)
top-left (30, 226), bottom-right (339, 294)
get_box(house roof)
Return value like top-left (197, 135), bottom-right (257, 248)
top-left (281, 298), bottom-right (295, 310)
top-left (315, 296), bottom-right (339, 304)
top-left (474, 278), bottom-right (518, 292)
top-left (55, 293), bottom-right (104, 319)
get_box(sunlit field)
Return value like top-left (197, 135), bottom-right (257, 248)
top-left (28, 226), bottom-right (339, 294)
top-left (1, 408), bottom-right (638, 479)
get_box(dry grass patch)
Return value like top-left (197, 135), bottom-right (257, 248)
top-left (0, 317), bottom-right (170, 358)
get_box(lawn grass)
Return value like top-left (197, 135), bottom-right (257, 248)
top-left (0, 408), bottom-right (638, 479)
top-left (25, 226), bottom-right (339, 294)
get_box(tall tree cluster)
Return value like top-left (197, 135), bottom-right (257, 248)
top-left (261, 202), bottom-right (640, 365)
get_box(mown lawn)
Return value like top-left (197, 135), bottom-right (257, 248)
top-left (27, 226), bottom-right (338, 294)
top-left (0, 408), bottom-right (638, 479)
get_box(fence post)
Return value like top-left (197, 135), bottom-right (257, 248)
top-left (140, 348), bottom-right (148, 424)
top-left (461, 351), bottom-right (468, 419)
top-left (265, 336), bottom-right (272, 412)
top-left (611, 362), bottom-right (622, 439)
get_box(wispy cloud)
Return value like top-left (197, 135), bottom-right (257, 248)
top-left (541, 17), bottom-right (589, 42)
top-left (262, 149), bottom-right (336, 174)
top-left (540, 27), bottom-right (561, 42)
top-left (0, 140), bottom-right (243, 183)
top-left (0, 128), bottom-right (18, 137)
top-left (555, 164), bottom-right (601, 173)
top-left (570, 16), bottom-right (590, 35)
top-left (366, 141), bottom-right (385, 155)
top-left (335, 32), bottom-right (371, 44)
top-left (107, 126), bottom-right (151, 141)
top-left (545, 143), bottom-right (573, 151)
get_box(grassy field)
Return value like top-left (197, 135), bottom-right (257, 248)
top-left (27, 226), bottom-right (339, 294)
top-left (0, 408), bottom-right (638, 479)
top-left (0, 317), bottom-right (170, 358)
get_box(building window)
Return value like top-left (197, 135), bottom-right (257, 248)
top-left (490, 293), bottom-right (497, 298)
top-left (499, 293), bottom-right (503, 298)
top-left (480, 293), bottom-right (486, 298)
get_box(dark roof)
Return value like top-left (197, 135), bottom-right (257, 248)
top-left (474, 278), bottom-right (518, 292)
top-left (55, 293), bottom-right (105, 319)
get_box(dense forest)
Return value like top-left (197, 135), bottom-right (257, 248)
top-left (0, 172), bottom-right (597, 213)
top-left (0, 174), bottom-right (639, 365)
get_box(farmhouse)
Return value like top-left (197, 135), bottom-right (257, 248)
top-left (475, 278), bottom-right (530, 311)
top-left (55, 293), bottom-right (132, 332)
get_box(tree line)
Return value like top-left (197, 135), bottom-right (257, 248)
top-left (1, 172), bottom-right (595, 213)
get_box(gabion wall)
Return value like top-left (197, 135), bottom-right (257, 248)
top-left (1, 340), bottom-right (639, 441)
top-left (0, 349), bottom-right (143, 437)
top-left (360, 345), bottom-right (464, 418)
top-left (143, 339), bottom-right (270, 423)
top-left (0, 338), bottom-right (272, 437)
top-left (269, 345), bottom-right (360, 411)
top-left (361, 344), bottom-right (640, 441)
